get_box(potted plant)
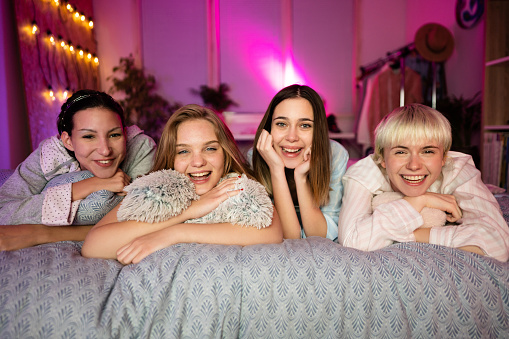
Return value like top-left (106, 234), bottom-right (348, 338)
top-left (108, 55), bottom-right (181, 142)
top-left (191, 83), bottom-right (237, 116)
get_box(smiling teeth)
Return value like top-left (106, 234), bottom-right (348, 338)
top-left (402, 175), bottom-right (425, 182)
top-left (98, 160), bottom-right (111, 164)
top-left (282, 148), bottom-right (301, 153)
top-left (190, 172), bottom-right (210, 178)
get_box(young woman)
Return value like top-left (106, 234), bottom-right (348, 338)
top-left (250, 84), bottom-right (349, 240)
top-left (338, 103), bottom-right (509, 262)
top-left (81, 104), bottom-right (282, 264)
top-left (0, 90), bottom-right (156, 251)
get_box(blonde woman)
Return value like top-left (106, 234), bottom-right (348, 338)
top-left (339, 103), bottom-right (509, 261)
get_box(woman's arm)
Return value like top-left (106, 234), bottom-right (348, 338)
top-left (428, 173), bottom-right (509, 261)
top-left (256, 130), bottom-right (302, 238)
top-left (338, 178), bottom-right (423, 250)
top-left (294, 170), bottom-right (327, 238)
top-left (82, 177), bottom-right (248, 259)
top-left (0, 149), bottom-right (50, 225)
top-left (304, 140), bottom-right (349, 240)
top-left (0, 224), bottom-right (93, 251)
top-left (116, 209), bottom-right (282, 264)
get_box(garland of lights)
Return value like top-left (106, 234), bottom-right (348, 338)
top-left (29, 0), bottom-right (99, 102)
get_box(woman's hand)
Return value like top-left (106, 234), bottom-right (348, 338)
top-left (294, 147), bottom-right (311, 179)
top-left (404, 192), bottom-right (462, 223)
top-left (182, 177), bottom-right (242, 220)
top-left (72, 168), bottom-right (131, 201)
top-left (116, 230), bottom-right (171, 264)
top-left (97, 168), bottom-right (131, 195)
top-left (256, 129), bottom-right (285, 172)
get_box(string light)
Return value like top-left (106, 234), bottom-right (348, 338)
top-left (34, 0), bottom-right (98, 100)
top-left (48, 86), bottom-right (56, 101)
top-left (31, 21), bottom-right (39, 35)
top-left (47, 31), bottom-right (56, 46)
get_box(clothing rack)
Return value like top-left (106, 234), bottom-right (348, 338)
top-left (358, 43), bottom-right (415, 107)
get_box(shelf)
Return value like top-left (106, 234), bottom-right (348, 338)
top-left (486, 55), bottom-right (509, 67)
top-left (485, 125), bottom-right (509, 132)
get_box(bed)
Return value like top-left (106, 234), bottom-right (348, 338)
top-left (1, 170), bottom-right (509, 338)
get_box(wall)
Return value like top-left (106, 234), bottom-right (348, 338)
top-left (0, 0), bottom-right (31, 169)
top-left (0, 0), bottom-right (487, 168)
top-left (356, 0), bottom-right (484, 100)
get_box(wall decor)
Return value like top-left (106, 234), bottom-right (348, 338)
top-left (14, 0), bottom-right (98, 150)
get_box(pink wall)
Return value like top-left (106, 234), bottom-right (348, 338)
top-left (0, 0), bottom-right (31, 169)
top-left (405, 0), bottom-right (485, 99)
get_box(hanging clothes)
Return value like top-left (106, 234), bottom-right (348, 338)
top-left (362, 64), bottom-right (423, 146)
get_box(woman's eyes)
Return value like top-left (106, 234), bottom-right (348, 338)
top-left (81, 133), bottom-right (123, 139)
top-left (300, 123), bottom-right (312, 129)
top-left (275, 122), bottom-right (287, 128)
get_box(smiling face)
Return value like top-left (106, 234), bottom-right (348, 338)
top-left (270, 97), bottom-right (314, 169)
top-left (61, 107), bottom-right (126, 179)
top-left (173, 119), bottom-right (225, 195)
top-left (380, 141), bottom-right (446, 197)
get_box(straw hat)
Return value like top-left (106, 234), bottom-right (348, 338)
top-left (414, 23), bottom-right (454, 62)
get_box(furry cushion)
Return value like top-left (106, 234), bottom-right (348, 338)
top-left (372, 192), bottom-right (446, 228)
top-left (117, 170), bottom-right (273, 229)
top-left (117, 169), bottom-right (198, 223)
top-left (187, 174), bottom-right (273, 229)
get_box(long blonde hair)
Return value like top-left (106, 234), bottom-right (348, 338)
top-left (152, 104), bottom-right (252, 177)
top-left (251, 84), bottom-right (331, 206)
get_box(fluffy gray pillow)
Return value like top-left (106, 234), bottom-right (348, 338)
top-left (117, 170), bottom-right (273, 229)
top-left (117, 169), bottom-right (198, 223)
top-left (187, 174), bottom-right (273, 229)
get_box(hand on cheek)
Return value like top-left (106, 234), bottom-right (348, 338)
top-left (256, 130), bottom-right (284, 171)
top-left (295, 147), bottom-right (311, 178)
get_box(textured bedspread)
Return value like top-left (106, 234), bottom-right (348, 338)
top-left (1, 237), bottom-right (509, 338)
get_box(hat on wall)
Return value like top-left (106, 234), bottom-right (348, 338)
top-left (414, 23), bottom-right (455, 62)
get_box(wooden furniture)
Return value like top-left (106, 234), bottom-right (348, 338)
top-left (482, 0), bottom-right (509, 183)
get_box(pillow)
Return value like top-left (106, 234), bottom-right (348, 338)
top-left (117, 169), bottom-right (199, 223)
top-left (372, 191), bottom-right (446, 228)
top-left (44, 171), bottom-right (123, 225)
top-left (187, 174), bottom-right (273, 229)
top-left (117, 170), bottom-right (273, 229)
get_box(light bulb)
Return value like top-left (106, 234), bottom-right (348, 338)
top-left (66, 4), bottom-right (73, 12)
top-left (88, 20), bottom-right (94, 29)
top-left (31, 23), bottom-right (39, 35)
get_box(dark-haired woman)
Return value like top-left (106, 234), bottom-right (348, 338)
top-left (250, 84), bottom-right (349, 240)
top-left (0, 90), bottom-right (156, 251)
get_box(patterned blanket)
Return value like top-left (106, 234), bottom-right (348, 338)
top-left (1, 237), bottom-right (509, 338)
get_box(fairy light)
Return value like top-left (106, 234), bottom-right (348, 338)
top-left (62, 88), bottom-right (70, 100)
top-left (48, 86), bottom-right (56, 101)
top-left (34, 0), bottom-right (98, 102)
top-left (31, 21), bottom-right (39, 35)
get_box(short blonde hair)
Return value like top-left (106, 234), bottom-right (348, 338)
top-left (373, 104), bottom-right (452, 163)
